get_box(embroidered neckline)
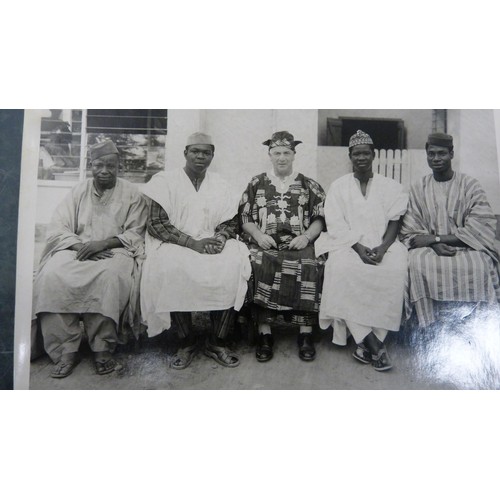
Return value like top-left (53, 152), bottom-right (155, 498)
top-left (267, 169), bottom-right (298, 194)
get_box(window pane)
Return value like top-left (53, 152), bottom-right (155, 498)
top-left (37, 109), bottom-right (82, 181)
top-left (85, 110), bottom-right (167, 184)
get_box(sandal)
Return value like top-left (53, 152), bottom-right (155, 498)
top-left (94, 355), bottom-right (123, 375)
top-left (298, 333), bottom-right (316, 362)
top-left (170, 344), bottom-right (198, 370)
top-left (353, 343), bottom-right (371, 364)
top-left (256, 334), bottom-right (274, 362)
top-left (51, 353), bottom-right (79, 379)
top-left (372, 348), bottom-right (393, 372)
top-left (204, 341), bottom-right (240, 368)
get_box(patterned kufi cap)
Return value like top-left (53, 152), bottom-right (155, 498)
top-left (349, 130), bottom-right (374, 148)
top-left (263, 131), bottom-right (302, 152)
top-left (426, 133), bottom-right (453, 149)
top-left (89, 140), bottom-right (119, 161)
top-left (186, 132), bottom-right (214, 147)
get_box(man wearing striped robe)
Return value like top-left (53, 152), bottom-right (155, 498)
top-left (401, 133), bottom-right (500, 328)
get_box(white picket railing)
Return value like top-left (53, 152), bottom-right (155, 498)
top-left (373, 149), bottom-right (409, 186)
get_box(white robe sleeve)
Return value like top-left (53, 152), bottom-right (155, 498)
top-left (315, 178), bottom-right (362, 257)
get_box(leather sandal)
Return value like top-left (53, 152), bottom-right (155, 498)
top-left (204, 341), bottom-right (240, 368)
top-left (372, 348), bottom-right (393, 372)
top-left (94, 354), bottom-right (123, 375)
top-left (256, 334), bottom-right (274, 362)
top-left (170, 344), bottom-right (198, 370)
top-left (352, 343), bottom-right (371, 364)
top-left (298, 333), bottom-right (316, 362)
top-left (50, 353), bottom-right (79, 379)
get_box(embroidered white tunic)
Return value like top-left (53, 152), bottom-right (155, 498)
top-left (315, 173), bottom-right (409, 344)
top-left (141, 169), bottom-right (251, 336)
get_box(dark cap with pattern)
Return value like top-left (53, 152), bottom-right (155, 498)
top-left (349, 130), bottom-right (374, 148)
top-left (263, 131), bottom-right (302, 152)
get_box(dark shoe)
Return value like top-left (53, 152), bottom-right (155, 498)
top-left (298, 333), bottom-right (316, 362)
top-left (50, 353), bottom-right (79, 379)
top-left (372, 348), bottom-right (393, 372)
top-left (256, 334), bottom-right (273, 362)
top-left (352, 343), bottom-right (371, 364)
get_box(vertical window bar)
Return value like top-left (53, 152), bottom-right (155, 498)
top-left (78, 110), bottom-right (88, 182)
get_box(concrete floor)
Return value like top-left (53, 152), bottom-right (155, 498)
top-left (29, 319), bottom-right (500, 390)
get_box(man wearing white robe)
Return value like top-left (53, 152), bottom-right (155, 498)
top-left (316, 130), bottom-right (408, 371)
top-left (141, 132), bottom-right (250, 369)
top-left (33, 140), bottom-right (148, 378)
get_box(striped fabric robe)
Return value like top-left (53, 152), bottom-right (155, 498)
top-left (400, 172), bottom-right (500, 327)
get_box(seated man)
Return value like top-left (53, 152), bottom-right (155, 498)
top-left (401, 133), bottom-right (500, 329)
top-left (239, 131), bottom-right (326, 362)
top-left (316, 130), bottom-right (408, 371)
top-left (141, 132), bottom-right (251, 369)
top-left (32, 140), bottom-right (148, 378)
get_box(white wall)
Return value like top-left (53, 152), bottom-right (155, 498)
top-left (203, 109), bottom-right (319, 195)
top-left (448, 109), bottom-right (500, 214)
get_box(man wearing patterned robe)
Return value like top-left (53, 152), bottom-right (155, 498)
top-left (239, 131), bottom-right (326, 362)
top-left (401, 133), bottom-right (500, 328)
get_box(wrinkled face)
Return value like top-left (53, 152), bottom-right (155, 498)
top-left (269, 146), bottom-right (295, 177)
top-left (184, 144), bottom-right (214, 175)
top-left (426, 144), bottom-right (454, 174)
top-left (350, 144), bottom-right (374, 175)
top-left (92, 153), bottom-right (119, 190)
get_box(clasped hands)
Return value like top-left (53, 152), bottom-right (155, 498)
top-left (255, 233), bottom-right (309, 251)
top-left (352, 243), bottom-right (387, 265)
top-left (190, 235), bottom-right (227, 254)
top-left (409, 234), bottom-right (457, 256)
top-left (72, 241), bottom-right (114, 261)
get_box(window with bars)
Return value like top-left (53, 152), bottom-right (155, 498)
top-left (37, 109), bottom-right (168, 183)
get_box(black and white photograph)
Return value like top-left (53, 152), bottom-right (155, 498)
top-left (13, 108), bottom-right (500, 390)
top-left (3, 4), bottom-right (500, 499)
